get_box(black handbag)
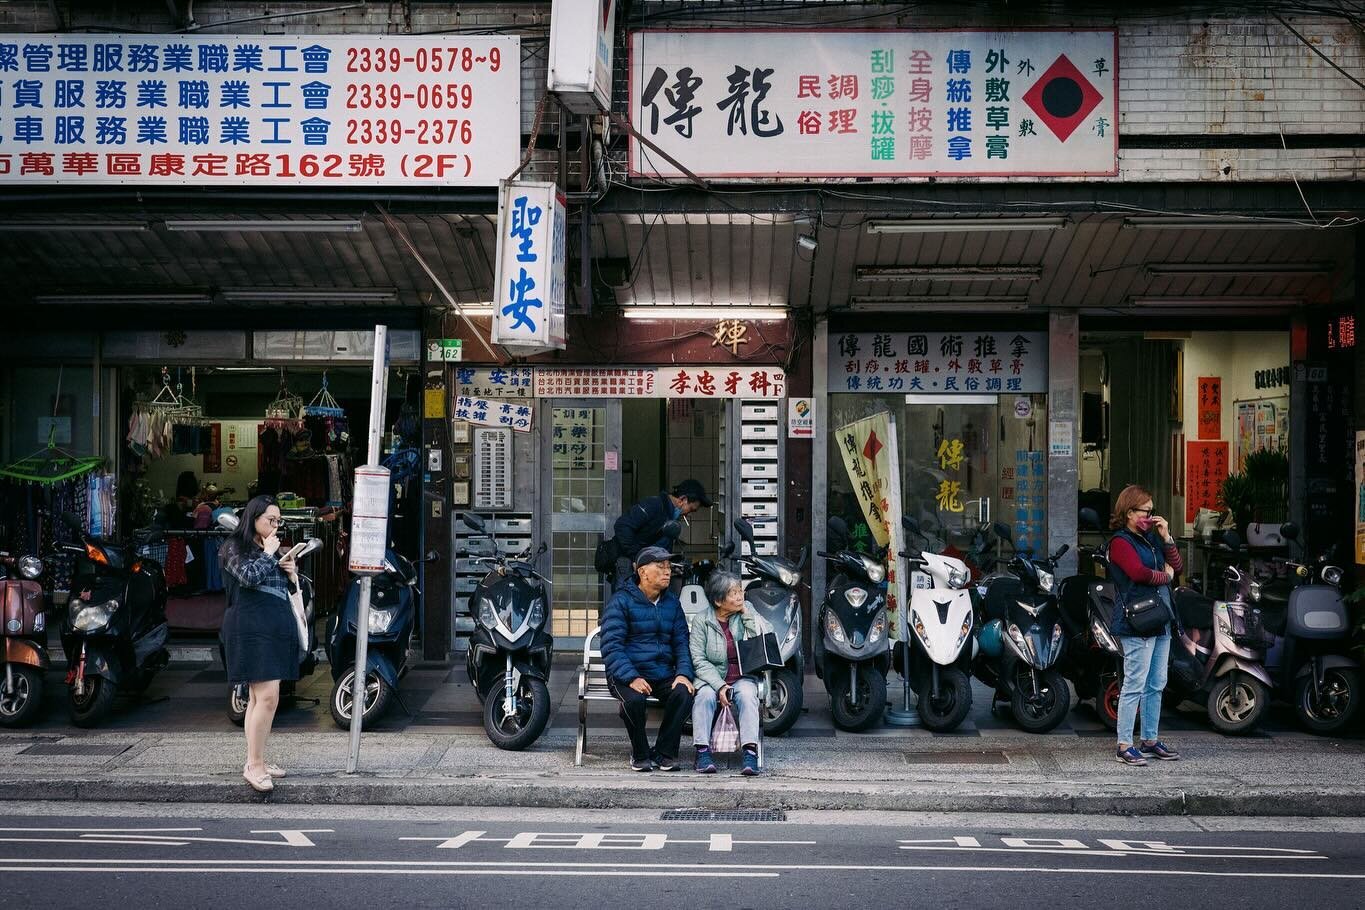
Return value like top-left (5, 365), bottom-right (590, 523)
top-left (1123, 591), bottom-right (1172, 637)
top-left (737, 631), bottom-right (784, 675)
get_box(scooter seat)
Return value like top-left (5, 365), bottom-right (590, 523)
top-left (1173, 587), bottom-right (1213, 631)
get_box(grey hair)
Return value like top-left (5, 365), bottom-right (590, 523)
top-left (704, 570), bottom-right (745, 609)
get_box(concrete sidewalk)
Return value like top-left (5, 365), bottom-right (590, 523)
top-left (2, 656), bottom-right (1361, 816)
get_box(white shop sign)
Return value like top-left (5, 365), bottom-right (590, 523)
top-left (629, 29), bottom-right (1118, 178)
top-left (491, 180), bottom-right (567, 354)
top-left (348, 464), bottom-right (391, 574)
top-left (0, 34), bottom-right (520, 186)
top-left (829, 331), bottom-right (1047, 394)
top-left (534, 366), bottom-right (786, 399)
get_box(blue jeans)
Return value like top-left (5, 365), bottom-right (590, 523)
top-left (1116, 632), bottom-right (1171, 746)
top-left (692, 678), bottom-right (761, 750)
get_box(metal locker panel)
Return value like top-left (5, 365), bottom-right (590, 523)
top-left (744, 501), bottom-right (778, 518)
top-left (744, 424), bottom-right (779, 440)
top-left (742, 540), bottom-right (778, 557)
top-left (742, 404), bottom-right (779, 421)
top-left (742, 443), bottom-right (778, 459)
top-left (742, 480), bottom-right (779, 499)
top-left (742, 462), bottom-right (778, 479)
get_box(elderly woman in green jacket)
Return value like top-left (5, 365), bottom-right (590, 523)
top-left (689, 569), bottom-right (771, 776)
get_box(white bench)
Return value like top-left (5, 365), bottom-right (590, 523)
top-left (576, 624), bottom-right (765, 770)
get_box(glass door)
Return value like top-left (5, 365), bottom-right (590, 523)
top-left (902, 395), bottom-right (998, 558)
top-left (542, 402), bottom-right (621, 643)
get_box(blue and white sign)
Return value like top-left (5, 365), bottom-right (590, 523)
top-left (491, 180), bottom-right (567, 354)
top-left (0, 34), bottom-right (521, 185)
top-left (453, 395), bottom-right (534, 433)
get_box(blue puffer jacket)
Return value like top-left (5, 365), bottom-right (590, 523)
top-left (1109, 528), bottom-right (1172, 636)
top-left (600, 582), bottom-right (694, 684)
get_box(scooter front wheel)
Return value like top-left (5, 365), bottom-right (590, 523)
top-left (484, 677), bottom-right (551, 751)
top-left (68, 676), bottom-right (116, 728)
top-left (330, 668), bottom-right (392, 729)
top-left (227, 684), bottom-right (249, 727)
top-left (1010, 668), bottom-right (1071, 733)
top-left (918, 667), bottom-right (973, 733)
top-left (1096, 674), bottom-right (1122, 730)
top-left (0, 665), bottom-right (44, 728)
top-left (1294, 668), bottom-right (1360, 735)
top-left (1207, 675), bottom-right (1267, 735)
top-left (761, 667), bottom-right (804, 737)
top-left (830, 668), bottom-right (886, 732)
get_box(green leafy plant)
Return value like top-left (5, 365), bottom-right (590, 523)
top-left (1242, 448), bottom-right (1289, 523)
top-left (1218, 472), bottom-right (1254, 527)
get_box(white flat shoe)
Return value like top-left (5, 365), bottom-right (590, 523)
top-left (243, 766), bottom-right (274, 793)
top-left (265, 763), bottom-right (286, 778)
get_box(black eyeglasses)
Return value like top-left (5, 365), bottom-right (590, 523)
top-left (1132, 508), bottom-right (1154, 516)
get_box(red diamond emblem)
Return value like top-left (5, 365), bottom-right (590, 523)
top-left (862, 430), bottom-right (883, 462)
top-left (1021, 54), bottom-right (1104, 142)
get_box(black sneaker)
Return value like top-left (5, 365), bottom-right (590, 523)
top-left (1140, 740), bottom-right (1180, 761)
top-left (1116, 746), bottom-right (1148, 766)
top-left (652, 752), bottom-right (681, 772)
top-left (629, 756), bottom-right (653, 772)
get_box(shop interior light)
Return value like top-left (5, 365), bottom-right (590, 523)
top-left (846, 296), bottom-right (1030, 312)
top-left (0, 221), bottom-right (150, 232)
top-left (33, 293), bottom-right (212, 306)
top-left (219, 288), bottom-right (398, 303)
top-left (1122, 216), bottom-right (1317, 230)
top-left (621, 306), bottom-right (789, 321)
top-left (453, 304), bottom-right (495, 316)
top-left (164, 219), bottom-right (365, 233)
top-left (855, 266), bottom-right (1042, 282)
top-left (865, 217), bottom-right (1069, 234)
top-left (1145, 262), bottom-right (1334, 276)
top-left (1129, 297), bottom-right (1303, 309)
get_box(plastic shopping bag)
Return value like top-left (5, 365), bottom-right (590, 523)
top-left (711, 702), bottom-right (740, 753)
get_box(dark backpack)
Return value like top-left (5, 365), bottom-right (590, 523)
top-left (593, 536), bottom-right (619, 575)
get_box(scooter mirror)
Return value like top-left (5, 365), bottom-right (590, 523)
top-left (297, 538), bottom-right (324, 559)
top-left (828, 516), bottom-right (850, 537)
top-left (722, 540), bottom-right (736, 558)
top-left (536, 541), bottom-right (548, 556)
top-left (1280, 522), bottom-right (1300, 541)
top-left (461, 512), bottom-right (487, 533)
top-left (216, 512), bottom-right (241, 532)
top-left (733, 518), bottom-right (756, 545)
top-left (901, 515), bottom-right (920, 535)
top-left (797, 546), bottom-right (809, 570)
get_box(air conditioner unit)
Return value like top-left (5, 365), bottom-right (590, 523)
top-left (473, 427), bottom-right (513, 510)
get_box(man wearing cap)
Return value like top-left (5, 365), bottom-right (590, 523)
top-left (610, 480), bottom-right (712, 591)
top-left (599, 545), bottom-right (695, 772)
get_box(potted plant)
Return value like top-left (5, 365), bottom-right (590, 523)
top-left (1218, 472), bottom-right (1255, 532)
top-left (1242, 449), bottom-right (1289, 524)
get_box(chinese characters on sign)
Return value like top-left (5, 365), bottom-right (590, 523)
top-left (829, 332), bottom-right (1046, 394)
top-left (834, 413), bottom-right (907, 630)
top-left (552, 407), bottom-right (599, 471)
top-left (1002, 450), bottom-right (1047, 555)
top-left (1197, 376), bottom-right (1221, 440)
top-left (534, 368), bottom-right (657, 398)
top-left (1185, 441), bottom-right (1229, 524)
top-left (0, 34), bottom-right (520, 185)
top-left (533, 366), bottom-right (785, 399)
top-left (453, 395), bottom-right (533, 433)
top-left (631, 30), bottom-right (1117, 178)
top-left (454, 366), bottom-right (533, 400)
top-left (492, 180), bottom-right (567, 353)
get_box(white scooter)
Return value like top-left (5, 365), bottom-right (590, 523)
top-left (897, 517), bottom-right (976, 732)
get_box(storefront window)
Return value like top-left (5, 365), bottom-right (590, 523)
top-left (550, 407), bottom-right (608, 638)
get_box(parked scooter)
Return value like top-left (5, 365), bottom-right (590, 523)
top-left (813, 518), bottom-right (891, 731)
top-left (897, 517), bottom-right (976, 732)
top-left (1264, 523), bottom-right (1360, 734)
top-left (1167, 531), bottom-right (1274, 734)
top-left (730, 518), bottom-right (807, 737)
top-left (215, 510), bottom-right (324, 725)
top-left (974, 523), bottom-right (1072, 733)
top-left (0, 550), bottom-right (49, 727)
top-left (461, 513), bottom-right (555, 751)
top-left (326, 548), bottom-right (419, 728)
top-left (58, 513), bottom-right (170, 727)
top-left (1057, 508), bottom-right (1126, 729)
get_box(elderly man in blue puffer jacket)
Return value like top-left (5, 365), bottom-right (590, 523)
top-left (600, 546), bottom-right (695, 772)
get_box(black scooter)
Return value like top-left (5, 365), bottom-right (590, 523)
top-left (813, 518), bottom-right (891, 732)
top-left (59, 513), bottom-right (170, 727)
top-left (1267, 523), bottom-right (1361, 734)
top-left (974, 523), bottom-right (1072, 733)
top-left (730, 518), bottom-right (807, 737)
top-left (326, 548), bottom-right (419, 728)
top-left (461, 513), bottom-right (555, 751)
top-left (1056, 508), bottom-right (1125, 729)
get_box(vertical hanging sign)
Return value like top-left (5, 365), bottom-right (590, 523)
top-left (492, 180), bottom-right (567, 355)
top-left (1197, 376), bottom-right (1221, 440)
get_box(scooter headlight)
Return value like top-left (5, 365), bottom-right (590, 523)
top-left (844, 587), bottom-right (869, 608)
top-left (368, 608), bottom-right (396, 635)
top-left (1036, 569), bottom-right (1055, 594)
top-left (868, 609), bottom-right (889, 644)
top-left (1323, 565), bottom-right (1344, 586)
top-left (17, 555), bottom-right (42, 580)
top-left (948, 567), bottom-right (970, 589)
top-left (824, 610), bottom-right (848, 644)
top-left (1248, 582), bottom-right (1262, 603)
top-left (478, 596), bottom-right (498, 630)
top-left (956, 615), bottom-right (973, 650)
top-left (1007, 623), bottom-right (1035, 661)
top-left (527, 597), bottom-right (546, 628)
top-left (71, 599), bottom-right (118, 631)
top-left (911, 611), bottom-right (928, 643)
top-left (860, 555), bottom-right (886, 584)
top-left (34, 611), bottom-right (45, 633)
top-left (1090, 616), bottom-right (1118, 652)
top-left (777, 566), bottom-right (801, 587)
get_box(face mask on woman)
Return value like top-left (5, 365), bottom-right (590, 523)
top-left (1134, 515), bottom-right (1154, 533)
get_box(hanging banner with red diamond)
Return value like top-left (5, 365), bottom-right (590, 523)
top-left (834, 411), bottom-right (908, 631)
top-left (630, 29), bottom-right (1118, 178)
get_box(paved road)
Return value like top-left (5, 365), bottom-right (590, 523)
top-left (1, 803), bottom-right (1362, 908)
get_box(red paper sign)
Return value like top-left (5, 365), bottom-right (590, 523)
top-left (202, 422), bottom-right (221, 474)
top-left (1186, 441), bottom-right (1229, 522)
top-left (1196, 376), bottom-right (1222, 440)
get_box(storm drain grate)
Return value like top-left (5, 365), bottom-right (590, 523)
top-left (903, 750), bottom-right (1010, 765)
top-left (20, 743), bottom-right (132, 757)
top-left (661, 809), bottom-right (787, 822)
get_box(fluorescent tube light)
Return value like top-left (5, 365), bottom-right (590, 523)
top-left (1129, 297), bottom-right (1302, 309)
top-left (1122, 217), bottom-right (1316, 230)
top-left (164, 219), bottom-right (364, 234)
top-left (847, 296), bottom-right (1030, 312)
top-left (219, 288), bottom-right (397, 303)
top-left (34, 293), bottom-right (212, 306)
top-left (0, 221), bottom-right (149, 232)
top-left (866, 217), bottom-right (1068, 234)
top-left (453, 305), bottom-right (495, 317)
top-left (856, 266), bottom-right (1042, 282)
top-left (1145, 262), bottom-right (1333, 276)
top-left (622, 306), bottom-right (788, 321)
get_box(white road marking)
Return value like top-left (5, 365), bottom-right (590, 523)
top-left (897, 846), bottom-right (1327, 860)
top-left (0, 865), bottom-right (777, 878)
top-left (0, 827), bottom-right (203, 833)
top-left (85, 830), bottom-right (332, 848)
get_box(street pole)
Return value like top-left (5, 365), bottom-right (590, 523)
top-left (346, 325), bottom-right (390, 774)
